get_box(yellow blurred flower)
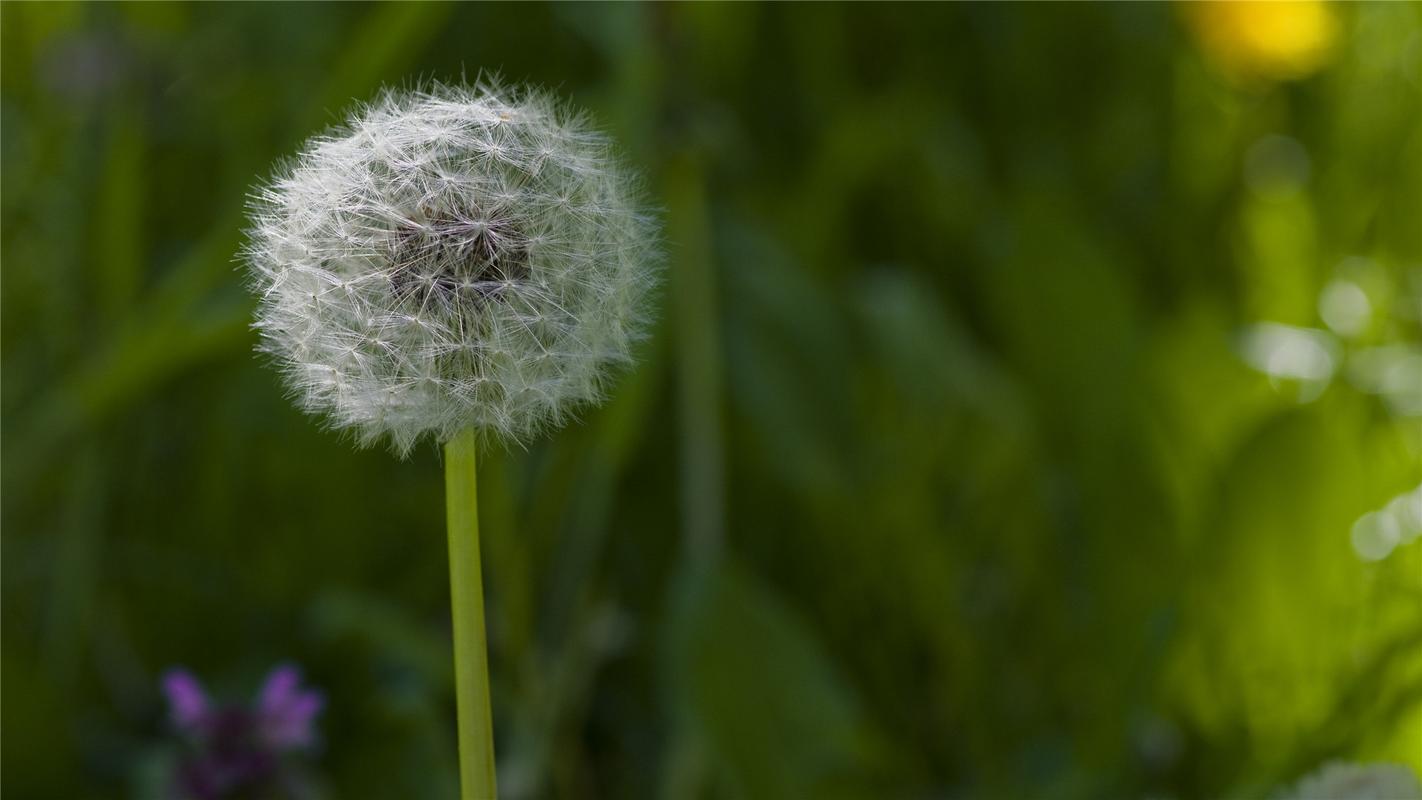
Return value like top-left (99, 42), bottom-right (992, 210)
top-left (1184, 0), bottom-right (1339, 83)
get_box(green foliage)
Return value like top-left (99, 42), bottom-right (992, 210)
top-left (3, 3), bottom-right (1419, 799)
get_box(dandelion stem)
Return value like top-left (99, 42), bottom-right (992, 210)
top-left (444, 428), bottom-right (497, 800)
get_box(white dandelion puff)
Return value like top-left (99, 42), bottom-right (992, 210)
top-left (244, 82), bottom-right (659, 454)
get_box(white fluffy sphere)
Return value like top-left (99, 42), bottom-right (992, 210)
top-left (245, 84), bottom-right (658, 454)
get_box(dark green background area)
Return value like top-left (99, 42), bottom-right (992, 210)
top-left (3, 3), bottom-right (1420, 799)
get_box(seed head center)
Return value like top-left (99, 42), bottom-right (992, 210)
top-left (389, 206), bottom-right (530, 309)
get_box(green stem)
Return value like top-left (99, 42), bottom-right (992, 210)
top-left (444, 428), bottom-right (498, 800)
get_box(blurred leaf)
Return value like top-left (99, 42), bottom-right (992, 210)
top-left (666, 153), bottom-right (726, 559)
top-left (664, 559), bottom-right (883, 800)
top-left (92, 104), bottom-right (145, 322)
top-left (313, 2), bottom-right (455, 128)
top-left (308, 588), bottom-right (451, 688)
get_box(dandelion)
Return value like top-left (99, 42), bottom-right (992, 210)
top-left (243, 82), bottom-right (659, 800)
top-left (245, 82), bottom-right (657, 454)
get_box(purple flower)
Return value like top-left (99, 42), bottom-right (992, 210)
top-left (160, 664), bottom-right (324, 800)
top-left (255, 665), bottom-right (325, 750)
top-left (163, 669), bottom-right (212, 732)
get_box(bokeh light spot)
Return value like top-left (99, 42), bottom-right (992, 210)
top-left (1241, 323), bottom-right (1340, 401)
top-left (1318, 280), bottom-right (1372, 338)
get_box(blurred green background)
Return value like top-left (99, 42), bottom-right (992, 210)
top-left (3, 3), bottom-right (1421, 799)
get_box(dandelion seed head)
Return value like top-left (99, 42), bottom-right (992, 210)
top-left (245, 83), bottom-right (659, 454)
